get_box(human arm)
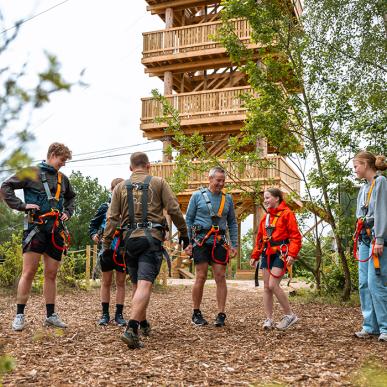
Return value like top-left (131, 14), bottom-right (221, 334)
top-left (89, 203), bottom-right (108, 240)
top-left (285, 210), bottom-right (302, 261)
top-left (374, 177), bottom-right (387, 255)
top-left (102, 190), bottom-right (120, 249)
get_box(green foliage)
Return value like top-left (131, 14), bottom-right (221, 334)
top-left (0, 10), bottom-right (74, 175)
top-left (351, 359), bottom-right (387, 387)
top-left (57, 253), bottom-right (86, 290)
top-left (67, 171), bottom-right (109, 250)
top-left (0, 233), bottom-right (23, 288)
top-left (240, 228), bottom-right (254, 269)
top-left (0, 201), bottom-right (22, 245)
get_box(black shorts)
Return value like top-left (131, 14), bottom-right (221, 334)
top-left (23, 228), bottom-right (64, 261)
top-left (260, 253), bottom-right (285, 270)
top-left (99, 253), bottom-right (128, 273)
top-left (192, 243), bottom-right (228, 266)
top-left (126, 237), bottom-right (163, 284)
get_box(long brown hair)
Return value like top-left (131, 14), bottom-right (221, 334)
top-left (265, 187), bottom-right (284, 203)
top-left (354, 151), bottom-right (387, 171)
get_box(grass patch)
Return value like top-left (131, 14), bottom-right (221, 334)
top-left (351, 359), bottom-right (387, 387)
top-left (289, 288), bottom-right (360, 307)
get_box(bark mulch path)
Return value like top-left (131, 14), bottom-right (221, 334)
top-left (1, 285), bottom-right (386, 386)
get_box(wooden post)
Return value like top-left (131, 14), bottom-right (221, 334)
top-left (85, 245), bottom-right (91, 289)
top-left (237, 221), bottom-right (241, 270)
top-left (92, 244), bottom-right (98, 278)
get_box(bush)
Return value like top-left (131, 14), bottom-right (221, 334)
top-left (0, 233), bottom-right (23, 289)
top-left (57, 253), bottom-right (85, 290)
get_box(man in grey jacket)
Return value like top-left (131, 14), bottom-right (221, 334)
top-left (1, 143), bottom-right (75, 331)
top-left (185, 166), bottom-right (238, 327)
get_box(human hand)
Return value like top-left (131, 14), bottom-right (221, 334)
top-left (60, 212), bottom-right (69, 221)
top-left (92, 234), bottom-right (100, 244)
top-left (230, 247), bottom-right (238, 258)
top-left (184, 244), bottom-right (193, 256)
top-left (179, 236), bottom-right (190, 250)
top-left (374, 244), bottom-right (384, 256)
top-left (250, 258), bottom-right (258, 268)
top-left (25, 204), bottom-right (40, 211)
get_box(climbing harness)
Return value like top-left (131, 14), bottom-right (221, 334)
top-left (112, 176), bottom-right (171, 274)
top-left (23, 171), bottom-right (70, 254)
top-left (191, 188), bottom-right (230, 264)
top-left (260, 210), bottom-right (292, 280)
top-left (353, 177), bottom-right (380, 275)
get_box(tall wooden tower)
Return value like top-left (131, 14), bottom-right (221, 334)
top-left (140, 0), bottom-right (302, 271)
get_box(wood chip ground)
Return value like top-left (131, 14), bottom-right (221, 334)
top-left (1, 284), bottom-right (386, 386)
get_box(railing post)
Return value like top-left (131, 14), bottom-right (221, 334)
top-left (92, 244), bottom-right (98, 280)
top-left (85, 245), bottom-right (91, 289)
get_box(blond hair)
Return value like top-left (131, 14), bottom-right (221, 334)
top-left (47, 142), bottom-right (72, 160)
top-left (354, 151), bottom-right (387, 171)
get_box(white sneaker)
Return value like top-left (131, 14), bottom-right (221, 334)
top-left (276, 314), bottom-right (299, 330)
top-left (44, 313), bottom-right (67, 328)
top-left (12, 314), bottom-right (26, 331)
top-left (262, 318), bottom-right (274, 330)
top-left (354, 329), bottom-right (377, 339)
top-left (378, 333), bottom-right (387, 342)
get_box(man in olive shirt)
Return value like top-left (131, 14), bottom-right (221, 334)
top-left (102, 152), bottom-right (189, 349)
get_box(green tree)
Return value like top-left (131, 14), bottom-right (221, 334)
top-left (67, 171), bottom-right (109, 250)
top-left (0, 9), bottom-right (73, 174)
top-left (0, 201), bottom-right (22, 245)
top-left (153, 0), bottom-right (386, 299)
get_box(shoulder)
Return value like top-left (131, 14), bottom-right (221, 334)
top-left (375, 175), bottom-right (387, 186)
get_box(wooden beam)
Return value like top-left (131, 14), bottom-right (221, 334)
top-left (146, 0), bottom-right (216, 14)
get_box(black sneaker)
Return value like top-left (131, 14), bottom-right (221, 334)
top-left (192, 310), bottom-right (208, 326)
top-left (121, 327), bottom-right (143, 349)
top-left (98, 313), bottom-right (110, 326)
top-left (114, 313), bottom-right (127, 327)
top-left (214, 313), bottom-right (226, 327)
top-left (140, 321), bottom-right (151, 336)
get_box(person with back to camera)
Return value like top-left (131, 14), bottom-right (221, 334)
top-left (89, 178), bottom-right (127, 326)
top-left (352, 151), bottom-right (387, 342)
top-left (250, 188), bottom-right (302, 330)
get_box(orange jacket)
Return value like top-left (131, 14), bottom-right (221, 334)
top-left (251, 201), bottom-right (302, 260)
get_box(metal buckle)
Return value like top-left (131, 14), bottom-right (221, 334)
top-left (212, 225), bottom-right (220, 231)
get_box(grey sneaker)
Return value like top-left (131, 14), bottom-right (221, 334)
top-left (140, 321), bottom-right (151, 336)
top-left (378, 333), bottom-right (387, 342)
top-left (12, 314), bottom-right (26, 331)
top-left (121, 327), bottom-right (143, 349)
top-left (276, 314), bottom-right (299, 330)
top-left (44, 313), bottom-right (67, 328)
top-left (262, 318), bottom-right (274, 330)
top-left (354, 329), bottom-right (377, 339)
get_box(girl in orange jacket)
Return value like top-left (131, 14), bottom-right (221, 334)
top-left (250, 188), bottom-right (302, 330)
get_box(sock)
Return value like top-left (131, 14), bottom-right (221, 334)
top-left (102, 302), bottom-right (109, 315)
top-left (115, 304), bottom-right (123, 316)
top-left (46, 304), bottom-right (55, 318)
top-left (218, 312), bottom-right (226, 317)
top-left (140, 319), bottom-right (149, 328)
top-left (128, 319), bottom-right (139, 334)
top-left (193, 309), bottom-right (201, 315)
top-left (16, 304), bottom-right (26, 315)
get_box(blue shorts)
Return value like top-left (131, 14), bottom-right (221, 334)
top-left (260, 253), bottom-right (285, 270)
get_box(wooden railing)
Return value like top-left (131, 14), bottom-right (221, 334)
top-left (150, 156), bottom-right (300, 194)
top-left (143, 19), bottom-right (253, 59)
top-left (141, 86), bottom-right (253, 125)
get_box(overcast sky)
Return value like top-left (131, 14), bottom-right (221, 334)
top-left (1, 0), bottom-right (165, 188)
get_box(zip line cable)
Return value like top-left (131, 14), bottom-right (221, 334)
top-left (1, 0), bottom-right (71, 35)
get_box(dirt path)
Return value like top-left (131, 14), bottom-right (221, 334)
top-left (1, 285), bottom-right (386, 386)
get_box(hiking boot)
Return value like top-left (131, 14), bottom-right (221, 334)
top-left (214, 313), bottom-right (226, 327)
top-left (98, 313), bottom-right (110, 326)
top-left (44, 313), bottom-right (67, 328)
top-left (276, 314), bottom-right (298, 330)
top-left (12, 314), bottom-right (26, 331)
top-left (114, 313), bottom-right (127, 327)
top-left (192, 310), bottom-right (208, 326)
top-left (121, 327), bottom-right (143, 349)
top-left (378, 333), bottom-right (387, 342)
top-left (140, 321), bottom-right (151, 336)
top-left (262, 318), bottom-right (274, 330)
top-left (354, 329), bottom-right (377, 339)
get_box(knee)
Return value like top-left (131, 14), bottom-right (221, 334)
top-left (214, 273), bottom-right (226, 284)
top-left (44, 269), bottom-right (58, 281)
top-left (115, 277), bottom-right (126, 288)
top-left (102, 276), bottom-right (112, 288)
top-left (266, 282), bottom-right (278, 293)
top-left (195, 274), bottom-right (207, 285)
top-left (21, 268), bottom-right (37, 282)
